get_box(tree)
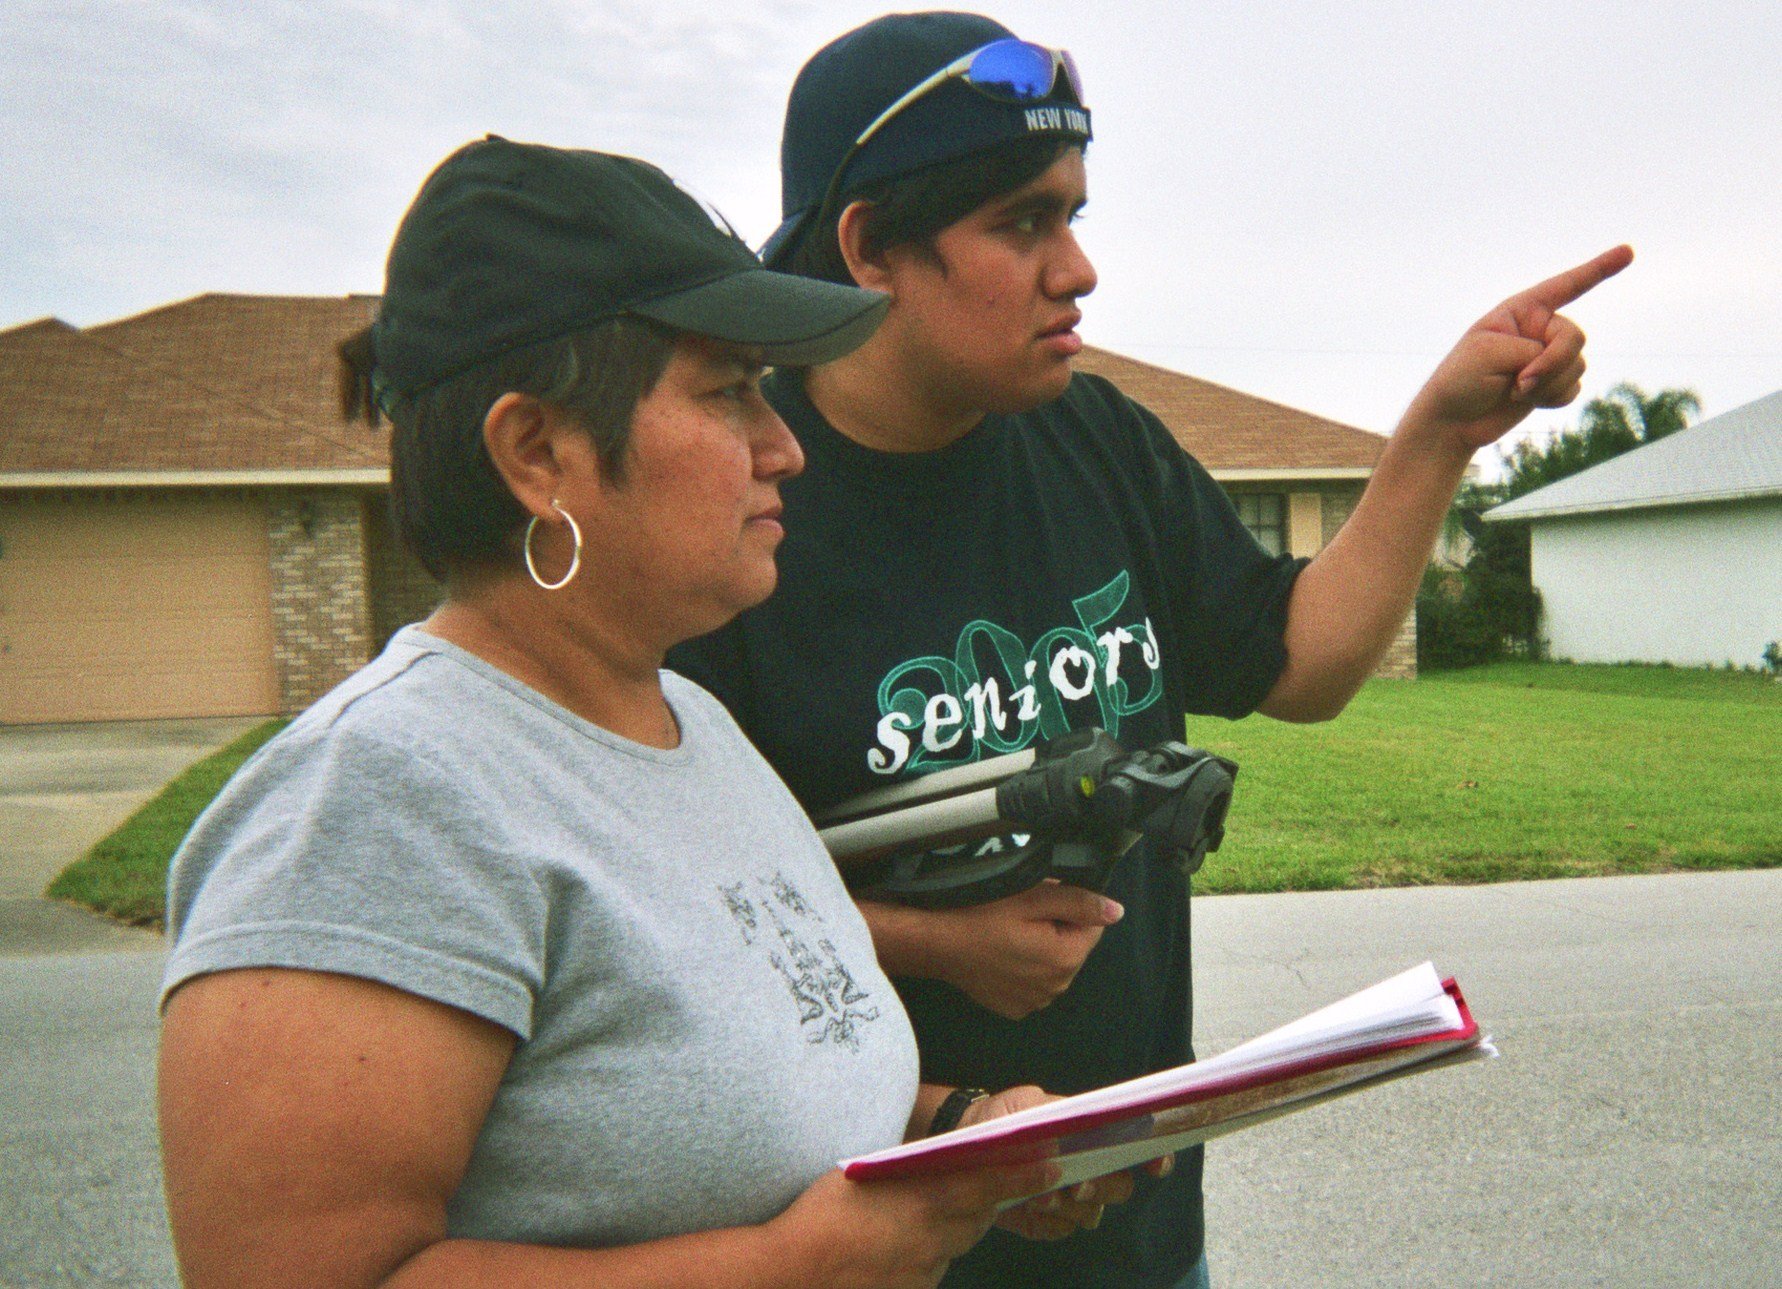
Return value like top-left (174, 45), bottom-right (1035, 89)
top-left (1418, 382), bottom-right (1701, 670)
top-left (1499, 381), bottom-right (1701, 499)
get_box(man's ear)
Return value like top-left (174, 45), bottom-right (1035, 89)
top-left (482, 393), bottom-right (572, 520)
top-left (835, 200), bottom-right (894, 293)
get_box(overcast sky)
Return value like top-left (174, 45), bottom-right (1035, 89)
top-left (4, 0), bottom-right (1777, 469)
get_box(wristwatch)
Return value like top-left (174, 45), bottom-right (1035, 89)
top-left (928, 1086), bottom-right (990, 1137)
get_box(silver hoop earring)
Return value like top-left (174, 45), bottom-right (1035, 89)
top-left (524, 499), bottom-right (582, 591)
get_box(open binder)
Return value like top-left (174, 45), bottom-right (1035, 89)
top-left (843, 962), bottom-right (1494, 1195)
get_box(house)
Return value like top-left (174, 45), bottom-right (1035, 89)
top-left (1073, 347), bottom-right (1412, 673)
top-left (0, 295), bottom-right (1403, 725)
top-left (0, 295), bottom-right (431, 724)
top-left (1483, 390), bottom-right (1782, 668)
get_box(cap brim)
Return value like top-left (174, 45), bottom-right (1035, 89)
top-left (631, 267), bottom-right (887, 367)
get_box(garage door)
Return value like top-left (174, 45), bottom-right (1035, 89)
top-left (0, 491), bottom-right (279, 723)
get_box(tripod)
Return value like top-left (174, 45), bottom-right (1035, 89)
top-left (816, 728), bottom-right (1238, 908)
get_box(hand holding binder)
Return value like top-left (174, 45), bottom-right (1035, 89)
top-left (843, 962), bottom-right (1495, 1199)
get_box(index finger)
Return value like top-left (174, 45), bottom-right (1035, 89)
top-left (1519, 244), bottom-right (1634, 311)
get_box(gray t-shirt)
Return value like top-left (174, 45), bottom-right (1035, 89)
top-left (163, 626), bottom-right (919, 1247)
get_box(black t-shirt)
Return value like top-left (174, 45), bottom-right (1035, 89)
top-left (670, 368), bottom-right (1303, 1288)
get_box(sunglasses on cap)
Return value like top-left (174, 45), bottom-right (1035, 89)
top-left (816, 38), bottom-right (1086, 225)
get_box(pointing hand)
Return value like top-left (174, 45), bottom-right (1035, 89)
top-left (1404, 244), bottom-right (1633, 453)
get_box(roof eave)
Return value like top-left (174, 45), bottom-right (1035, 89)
top-left (1484, 485), bottom-right (1782, 522)
top-left (0, 469), bottom-right (390, 489)
top-left (1208, 466), bottom-right (1374, 483)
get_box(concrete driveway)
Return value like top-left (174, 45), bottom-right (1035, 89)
top-left (0, 717), bottom-right (262, 955)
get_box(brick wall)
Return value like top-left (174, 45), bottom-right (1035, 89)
top-left (267, 489), bottom-right (374, 713)
top-left (1376, 612), bottom-right (1418, 679)
top-left (1319, 483), bottom-right (1365, 547)
top-left (1319, 482), bottom-right (1417, 678)
top-left (362, 493), bottom-right (443, 651)
top-left (1218, 479), bottom-right (1417, 679)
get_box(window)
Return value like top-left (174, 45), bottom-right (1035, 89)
top-left (1234, 493), bottom-right (1286, 556)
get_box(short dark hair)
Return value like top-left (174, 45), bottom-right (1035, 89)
top-left (785, 135), bottom-right (1077, 287)
top-left (339, 317), bottom-right (677, 581)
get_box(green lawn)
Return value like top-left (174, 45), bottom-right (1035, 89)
top-left (1186, 662), bottom-right (1781, 893)
top-left (46, 719), bottom-right (286, 927)
top-left (48, 662), bottom-right (1782, 927)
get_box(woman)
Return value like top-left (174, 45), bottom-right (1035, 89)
top-left (156, 138), bottom-right (1125, 1287)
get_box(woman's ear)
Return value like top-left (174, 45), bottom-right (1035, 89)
top-left (835, 200), bottom-right (894, 294)
top-left (482, 393), bottom-right (570, 520)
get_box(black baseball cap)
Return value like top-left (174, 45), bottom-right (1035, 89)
top-left (763, 11), bottom-right (1092, 268)
top-left (371, 136), bottom-right (890, 398)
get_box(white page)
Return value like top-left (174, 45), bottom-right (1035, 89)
top-left (1024, 1041), bottom-right (1498, 1202)
top-left (1224, 962), bottom-right (1449, 1055)
top-left (991, 963), bottom-right (1462, 1122)
top-left (846, 964), bottom-right (1476, 1170)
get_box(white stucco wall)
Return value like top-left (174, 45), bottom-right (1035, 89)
top-left (1530, 497), bottom-right (1782, 667)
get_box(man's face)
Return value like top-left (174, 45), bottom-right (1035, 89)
top-left (879, 147), bottom-right (1097, 415)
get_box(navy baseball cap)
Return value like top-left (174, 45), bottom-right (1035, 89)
top-left (372, 136), bottom-right (890, 398)
top-left (763, 12), bottom-right (1092, 268)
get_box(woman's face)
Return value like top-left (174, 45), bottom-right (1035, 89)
top-left (581, 335), bottom-right (804, 644)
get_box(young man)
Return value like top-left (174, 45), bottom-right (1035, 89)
top-left (671, 14), bottom-right (1628, 1288)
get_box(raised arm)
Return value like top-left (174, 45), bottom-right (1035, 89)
top-left (1259, 245), bottom-right (1634, 722)
top-left (160, 967), bottom-right (1062, 1289)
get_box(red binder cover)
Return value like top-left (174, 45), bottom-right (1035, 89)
top-left (843, 965), bottom-right (1491, 1189)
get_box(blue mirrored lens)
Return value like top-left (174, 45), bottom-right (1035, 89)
top-left (966, 39), bottom-right (1057, 100)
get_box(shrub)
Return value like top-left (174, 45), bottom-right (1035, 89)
top-left (1416, 563), bottom-right (1543, 670)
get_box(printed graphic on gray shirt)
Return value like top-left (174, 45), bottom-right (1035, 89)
top-left (720, 873), bottom-right (880, 1050)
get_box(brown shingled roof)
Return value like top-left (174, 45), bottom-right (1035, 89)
top-left (2, 295), bottom-right (1385, 479)
top-left (1074, 345), bottom-right (1386, 471)
top-left (89, 293), bottom-right (381, 444)
top-left (0, 317), bottom-right (78, 345)
top-left (0, 303), bottom-right (384, 475)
